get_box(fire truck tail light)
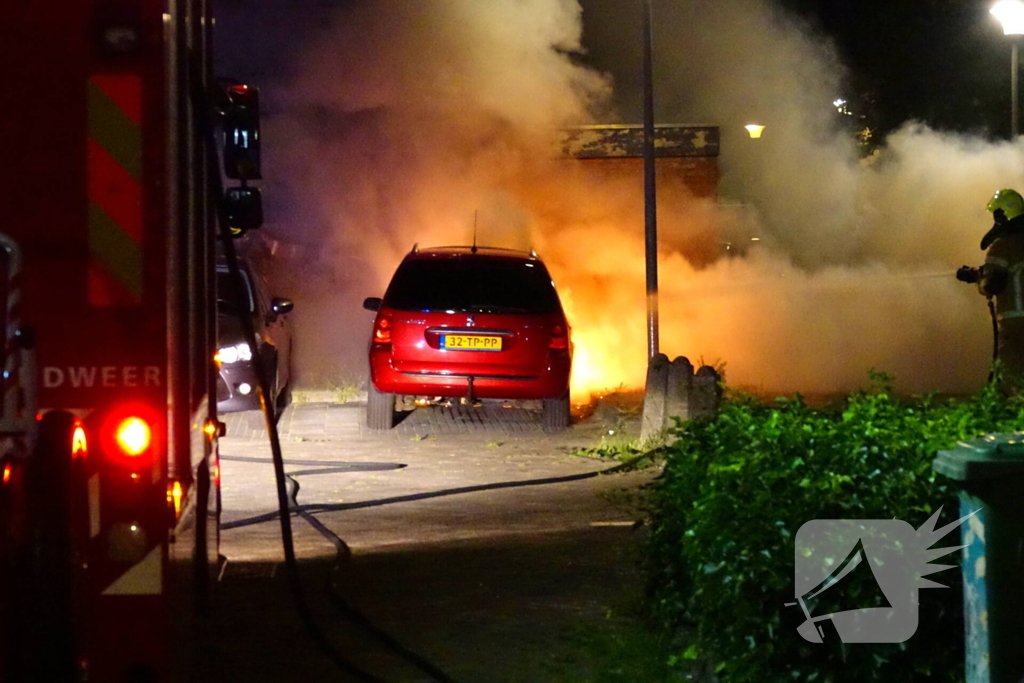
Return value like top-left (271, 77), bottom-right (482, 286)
top-left (72, 423), bottom-right (88, 459)
top-left (115, 417), bottom-right (151, 457)
top-left (100, 406), bottom-right (161, 466)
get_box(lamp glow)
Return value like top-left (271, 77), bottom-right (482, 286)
top-left (745, 124), bottom-right (765, 139)
top-left (993, 0), bottom-right (1024, 35)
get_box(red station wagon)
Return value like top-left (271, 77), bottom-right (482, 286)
top-left (363, 246), bottom-right (572, 430)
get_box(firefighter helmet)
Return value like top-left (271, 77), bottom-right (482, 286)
top-left (987, 189), bottom-right (1024, 221)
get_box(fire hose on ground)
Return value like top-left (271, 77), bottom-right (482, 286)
top-left (200, 74), bottom-right (449, 683)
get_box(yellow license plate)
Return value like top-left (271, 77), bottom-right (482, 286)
top-left (443, 334), bottom-right (502, 351)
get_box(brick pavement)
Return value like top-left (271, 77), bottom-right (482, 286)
top-left (207, 398), bottom-right (658, 682)
top-left (217, 399), bottom-right (646, 559)
top-left (222, 400), bottom-right (551, 441)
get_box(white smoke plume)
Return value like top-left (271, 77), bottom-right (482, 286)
top-left (261, 0), bottom-right (1024, 398)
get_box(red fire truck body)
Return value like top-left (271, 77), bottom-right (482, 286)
top-left (1, 1), bottom-right (226, 680)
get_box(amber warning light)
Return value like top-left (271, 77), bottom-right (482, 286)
top-left (168, 480), bottom-right (184, 519)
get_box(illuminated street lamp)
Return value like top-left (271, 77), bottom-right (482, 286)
top-left (991, 0), bottom-right (1024, 137)
top-left (745, 124), bottom-right (765, 139)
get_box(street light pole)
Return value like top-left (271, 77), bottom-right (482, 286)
top-left (1014, 41), bottom-right (1020, 137)
top-left (991, 0), bottom-right (1024, 138)
top-left (642, 0), bottom-right (659, 360)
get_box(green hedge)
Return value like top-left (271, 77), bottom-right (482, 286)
top-left (648, 375), bottom-right (1024, 682)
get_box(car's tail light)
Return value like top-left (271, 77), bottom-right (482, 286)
top-left (373, 313), bottom-right (393, 346)
top-left (2, 462), bottom-right (10, 485)
top-left (550, 323), bottom-right (569, 350)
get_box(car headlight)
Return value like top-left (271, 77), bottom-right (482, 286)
top-left (216, 342), bottom-right (253, 364)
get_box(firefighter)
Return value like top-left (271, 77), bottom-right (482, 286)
top-left (957, 188), bottom-right (1024, 386)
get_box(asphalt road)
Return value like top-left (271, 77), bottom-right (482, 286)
top-left (199, 400), bottom-right (656, 682)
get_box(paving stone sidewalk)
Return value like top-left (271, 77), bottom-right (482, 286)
top-left (223, 400), bottom-right (561, 441)
top-left (208, 398), bottom-right (659, 682)
top-left (218, 399), bottom-right (645, 558)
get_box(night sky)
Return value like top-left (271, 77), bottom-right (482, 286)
top-left (578, 0), bottom-right (1012, 138)
top-left (219, 1), bottom-right (1017, 139)
top-left (776, 0), bottom-right (1010, 136)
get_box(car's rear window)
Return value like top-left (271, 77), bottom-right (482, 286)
top-left (384, 258), bottom-right (560, 314)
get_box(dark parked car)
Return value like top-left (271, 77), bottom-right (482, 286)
top-left (363, 246), bottom-right (572, 431)
top-left (216, 261), bottom-right (294, 413)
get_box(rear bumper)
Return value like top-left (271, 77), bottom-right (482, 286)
top-left (370, 350), bottom-right (570, 400)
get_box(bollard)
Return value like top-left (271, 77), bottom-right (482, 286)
top-left (640, 353), bottom-right (670, 443)
top-left (690, 365), bottom-right (722, 420)
top-left (664, 356), bottom-right (694, 429)
top-left (933, 434), bottom-right (1024, 683)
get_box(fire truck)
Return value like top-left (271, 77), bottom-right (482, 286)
top-left (0, 2), bottom-right (263, 680)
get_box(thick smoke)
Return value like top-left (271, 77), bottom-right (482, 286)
top-left (268, 0), bottom-right (610, 386)
top-left (268, 0), bottom-right (1023, 398)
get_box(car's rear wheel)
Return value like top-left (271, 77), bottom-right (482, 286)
top-left (542, 391), bottom-right (570, 432)
top-left (367, 381), bottom-right (396, 430)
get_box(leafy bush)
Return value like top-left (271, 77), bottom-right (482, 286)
top-left (648, 374), bottom-right (1024, 683)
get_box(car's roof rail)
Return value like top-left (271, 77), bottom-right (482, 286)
top-left (420, 245), bottom-right (539, 258)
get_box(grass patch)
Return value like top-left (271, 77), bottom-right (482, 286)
top-left (291, 371), bottom-right (364, 405)
top-left (544, 619), bottom-right (693, 683)
top-left (573, 427), bottom-right (645, 460)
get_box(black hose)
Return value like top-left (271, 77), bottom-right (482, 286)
top-left (221, 445), bottom-right (656, 680)
top-left (988, 296), bottom-right (999, 384)
top-left (220, 454), bottom-right (406, 474)
top-left (273, 450), bottom-right (654, 683)
top-left (285, 476), bottom-right (352, 563)
top-left (223, 452), bottom-right (653, 530)
top-left (219, 205), bottom-right (387, 683)
top-left (195, 70), bottom-right (385, 682)
top-left (283, 475), bottom-right (460, 683)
